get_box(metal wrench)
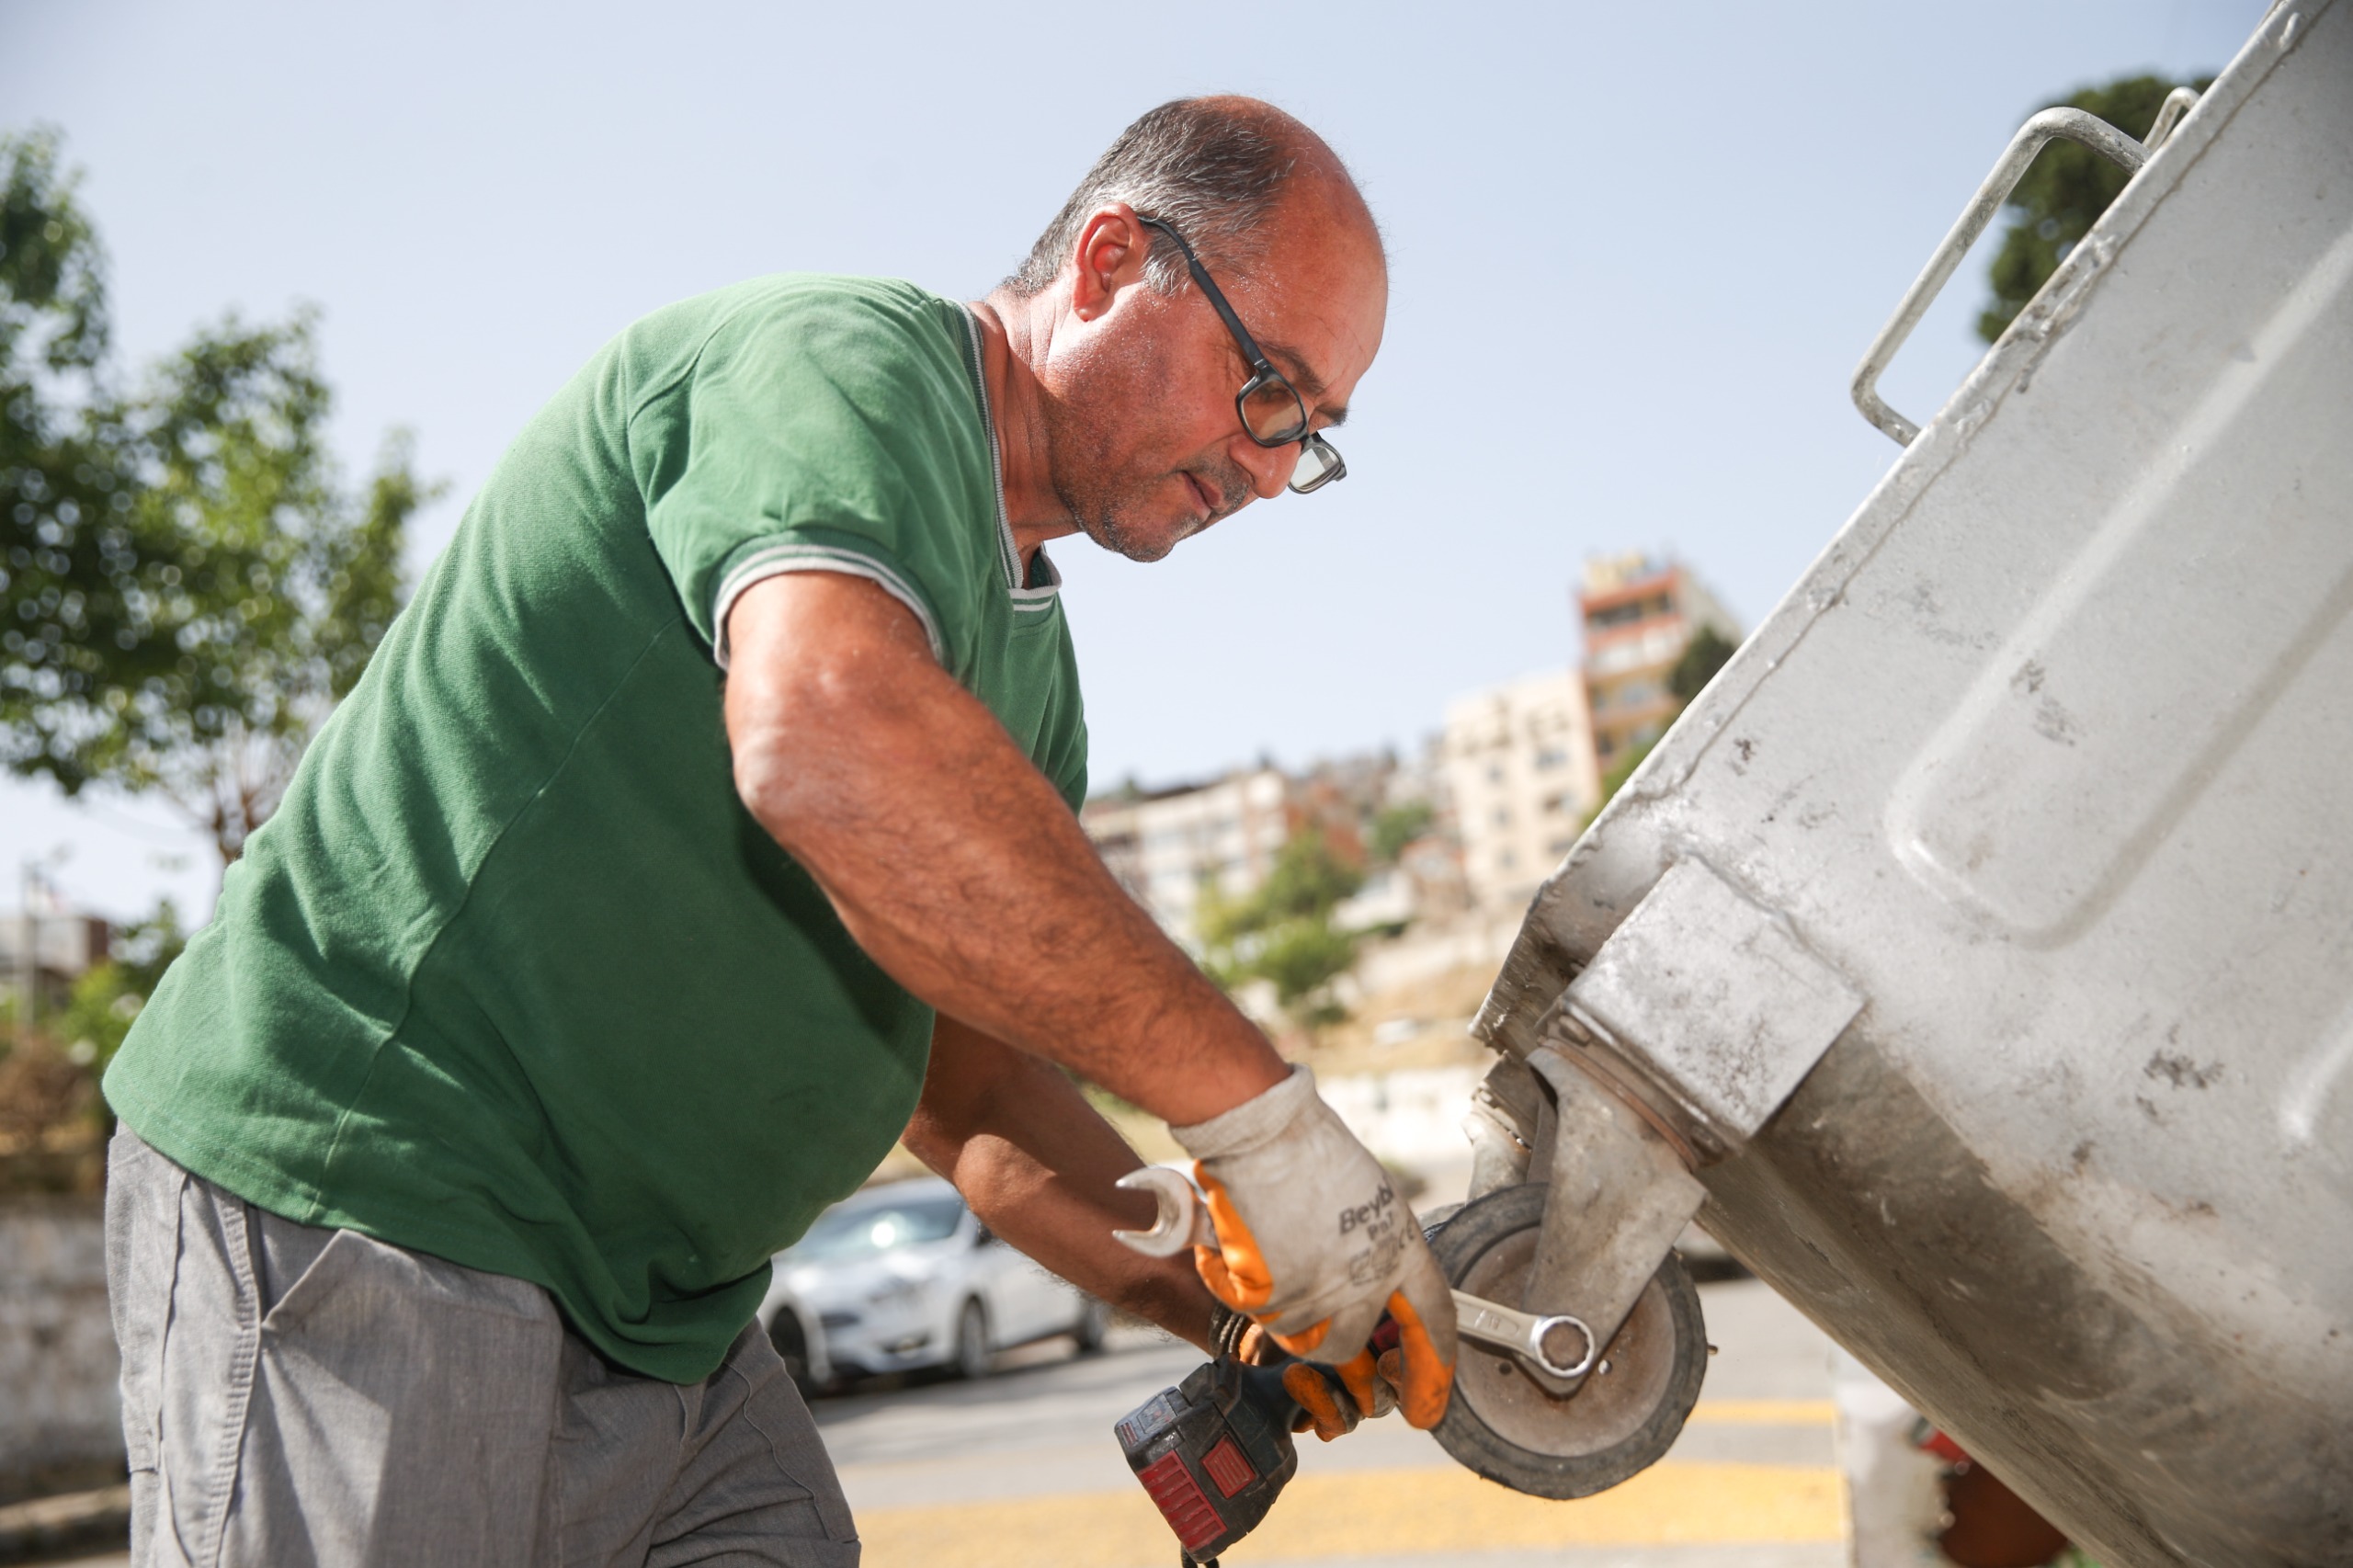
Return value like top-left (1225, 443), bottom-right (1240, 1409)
top-left (1113, 1167), bottom-right (1597, 1381)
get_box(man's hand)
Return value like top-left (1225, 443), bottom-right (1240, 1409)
top-left (1273, 1339), bottom-right (1399, 1442)
top-left (904, 1014), bottom-right (1226, 1352)
top-left (1174, 1066), bottom-right (1458, 1429)
top-left (1239, 1319), bottom-right (1411, 1442)
top-left (725, 574), bottom-right (1452, 1412)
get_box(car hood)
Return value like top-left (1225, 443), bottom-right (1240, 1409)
top-left (779, 1246), bottom-right (956, 1307)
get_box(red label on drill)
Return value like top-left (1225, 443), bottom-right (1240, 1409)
top-left (1137, 1450), bottom-right (1224, 1552)
top-left (1201, 1436), bottom-right (1257, 1497)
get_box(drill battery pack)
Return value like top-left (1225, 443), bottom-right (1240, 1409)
top-left (1114, 1356), bottom-right (1301, 1564)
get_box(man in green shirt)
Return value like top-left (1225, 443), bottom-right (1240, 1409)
top-left (103, 96), bottom-right (1456, 1564)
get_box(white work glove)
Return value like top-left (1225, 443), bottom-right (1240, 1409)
top-left (1172, 1064), bottom-right (1459, 1429)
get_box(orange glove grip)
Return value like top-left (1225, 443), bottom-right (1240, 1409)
top-left (1281, 1361), bottom-right (1358, 1442)
top-left (1385, 1286), bottom-right (1456, 1430)
top-left (1191, 1166), bottom-right (1274, 1312)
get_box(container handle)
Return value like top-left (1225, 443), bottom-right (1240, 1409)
top-left (1851, 107), bottom-right (2149, 446)
top-left (2143, 86), bottom-right (2203, 153)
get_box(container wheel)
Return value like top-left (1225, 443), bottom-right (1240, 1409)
top-left (1432, 1183), bottom-right (1707, 1499)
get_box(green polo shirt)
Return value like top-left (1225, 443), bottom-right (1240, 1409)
top-left (105, 275), bottom-right (1088, 1382)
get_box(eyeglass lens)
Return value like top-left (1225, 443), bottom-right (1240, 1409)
top-left (1240, 377), bottom-right (1309, 445)
top-left (1290, 436), bottom-right (1344, 494)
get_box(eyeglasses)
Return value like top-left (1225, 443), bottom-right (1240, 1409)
top-left (1133, 214), bottom-right (1347, 495)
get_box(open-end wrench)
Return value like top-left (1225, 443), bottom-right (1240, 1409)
top-left (1112, 1167), bottom-right (1597, 1381)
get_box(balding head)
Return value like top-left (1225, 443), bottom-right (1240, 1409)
top-left (984, 97), bottom-right (1386, 564)
top-left (1008, 96), bottom-right (1382, 301)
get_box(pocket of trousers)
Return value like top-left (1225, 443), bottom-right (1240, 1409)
top-left (254, 1226), bottom-right (371, 1336)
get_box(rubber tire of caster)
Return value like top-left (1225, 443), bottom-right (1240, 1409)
top-left (1432, 1182), bottom-right (1707, 1500)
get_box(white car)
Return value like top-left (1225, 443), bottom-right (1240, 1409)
top-left (768, 1176), bottom-right (1108, 1383)
top-left (754, 1266), bottom-right (831, 1395)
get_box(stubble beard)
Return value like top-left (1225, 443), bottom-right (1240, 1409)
top-left (1038, 341), bottom-right (1249, 563)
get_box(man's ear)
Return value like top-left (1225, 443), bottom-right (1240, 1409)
top-left (1069, 203), bottom-right (1150, 324)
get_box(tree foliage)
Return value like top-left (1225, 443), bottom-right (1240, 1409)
top-left (1368, 800), bottom-right (1435, 866)
top-left (1977, 74), bottom-right (2212, 345)
top-left (1197, 826), bottom-right (1366, 1032)
top-left (1588, 736), bottom-right (1657, 824)
top-left (1, 127), bottom-right (434, 862)
top-left (1669, 624), bottom-right (1737, 704)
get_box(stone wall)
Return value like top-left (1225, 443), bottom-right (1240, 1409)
top-left (0, 1198), bottom-right (121, 1504)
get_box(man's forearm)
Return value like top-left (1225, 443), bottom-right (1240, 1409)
top-left (724, 573), bottom-right (1286, 1127)
top-left (905, 1016), bottom-right (1222, 1352)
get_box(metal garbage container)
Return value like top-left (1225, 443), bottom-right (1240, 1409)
top-left (1469, 5), bottom-right (2353, 1562)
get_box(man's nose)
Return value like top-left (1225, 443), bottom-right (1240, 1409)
top-left (1230, 433), bottom-right (1300, 500)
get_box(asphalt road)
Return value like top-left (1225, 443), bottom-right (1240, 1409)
top-left (816, 1275), bottom-right (1850, 1568)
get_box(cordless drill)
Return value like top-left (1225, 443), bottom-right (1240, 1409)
top-left (1114, 1352), bottom-right (1304, 1566)
top-left (1115, 1313), bottom-right (1402, 1566)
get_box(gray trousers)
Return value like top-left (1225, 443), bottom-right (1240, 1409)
top-left (105, 1127), bottom-right (860, 1567)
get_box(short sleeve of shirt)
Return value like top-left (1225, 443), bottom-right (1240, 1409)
top-left (629, 278), bottom-right (1000, 675)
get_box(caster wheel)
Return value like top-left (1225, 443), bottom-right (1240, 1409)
top-left (1432, 1183), bottom-right (1707, 1499)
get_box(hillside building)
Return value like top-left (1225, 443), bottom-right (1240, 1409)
top-left (1441, 669), bottom-right (1601, 913)
top-left (1579, 552), bottom-right (1742, 776)
top-left (1079, 767), bottom-right (1291, 949)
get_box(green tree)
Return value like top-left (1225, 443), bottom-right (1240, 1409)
top-left (1198, 826), bottom-right (1366, 1033)
top-left (1, 128), bottom-right (435, 863)
top-left (1669, 624), bottom-right (1737, 703)
top-left (1, 127), bottom-right (186, 786)
top-left (1977, 74), bottom-right (2212, 345)
top-left (1368, 799), bottom-right (1435, 866)
top-left (103, 319), bottom-right (428, 861)
top-left (1587, 736), bottom-right (1657, 824)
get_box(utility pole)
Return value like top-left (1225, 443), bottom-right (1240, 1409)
top-left (15, 849), bottom-right (65, 1040)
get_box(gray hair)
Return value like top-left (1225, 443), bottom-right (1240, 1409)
top-left (1006, 98), bottom-right (1304, 299)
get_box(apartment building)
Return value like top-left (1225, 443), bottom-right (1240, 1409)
top-left (1579, 551), bottom-right (1742, 776)
top-left (1080, 767), bottom-right (1291, 949)
top-left (1441, 669), bottom-right (1601, 913)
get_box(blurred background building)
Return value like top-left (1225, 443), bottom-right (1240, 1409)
top-left (1081, 767), bottom-right (1293, 949)
top-left (1440, 670), bottom-right (1598, 915)
top-left (1579, 552), bottom-right (1744, 778)
top-left (1085, 549), bottom-right (1743, 956)
top-left (1, 873), bottom-right (110, 1027)
top-left (1080, 753), bottom-right (1467, 954)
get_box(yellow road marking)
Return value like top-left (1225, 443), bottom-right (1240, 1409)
top-left (857, 1460), bottom-right (1846, 1567)
top-left (1684, 1399), bottom-right (1838, 1425)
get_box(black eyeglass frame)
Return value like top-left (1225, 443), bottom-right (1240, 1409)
top-left (1132, 214), bottom-right (1347, 495)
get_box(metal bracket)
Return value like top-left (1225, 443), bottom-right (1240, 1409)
top-left (1852, 107), bottom-right (2149, 446)
top-left (1555, 858), bottom-right (1865, 1157)
top-left (1515, 1043), bottom-right (1707, 1395)
top-left (1501, 860), bottom-right (1861, 1394)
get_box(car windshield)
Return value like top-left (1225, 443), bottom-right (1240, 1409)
top-left (790, 1197), bottom-right (965, 1261)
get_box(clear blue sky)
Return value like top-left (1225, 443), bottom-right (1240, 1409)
top-left (2, 0), bottom-right (2257, 922)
